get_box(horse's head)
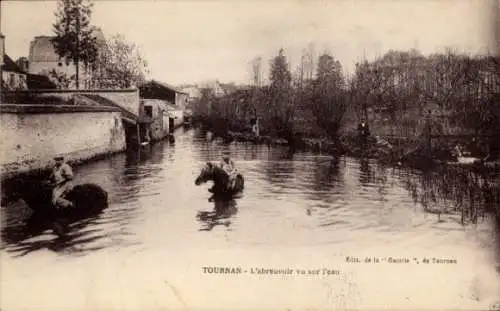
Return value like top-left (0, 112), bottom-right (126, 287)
top-left (195, 162), bottom-right (217, 185)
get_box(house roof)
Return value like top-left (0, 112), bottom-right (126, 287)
top-left (2, 54), bottom-right (24, 73)
top-left (140, 80), bottom-right (188, 95)
top-left (80, 94), bottom-right (140, 123)
top-left (142, 98), bottom-right (183, 111)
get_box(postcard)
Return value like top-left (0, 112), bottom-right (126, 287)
top-left (1, 0), bottom-right (499, 310)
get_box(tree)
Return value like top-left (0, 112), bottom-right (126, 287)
top-left (420, 51), bottom-right (470, 109)
top-left (311, 52), bottom-right (346, 140)
top-left (367, 50), bottom-right (427, 137)
top-left (268, 48), bottom-right (293, 138)
top-left (42, 69), bottom-right (75, 89)
top-left (92, 34), bottom-right (149, 89)
top-left (52, 0), bottom-right (98, 89)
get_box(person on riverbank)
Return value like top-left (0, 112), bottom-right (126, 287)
top-left (49, 156), bottom-right (74, 209)
top-left (357, 118), bottom-right (370, 145)
top-left (220, 153), bottom-right (237, 190)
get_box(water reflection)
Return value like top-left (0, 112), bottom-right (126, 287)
top-left (1, 128), bottom-right (499, 274)
top-left (124, 140), bottom-right (166, 166)
top-left (196, 200), bottom-right (238, 231)
top-left (401, 164), bottom-right (500, 225)
top-left (358, 157), bottom-right (373, 186)
top-left (311, 156), bottom-right (343, 192)
top-left (262, 160), bottom-right (296, 190)
top-left (0, 203), bottom-right (106, 257)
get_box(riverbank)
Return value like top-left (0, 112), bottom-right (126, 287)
top-left (196, 123), bottom-right (408, 162)
top-left (194, 121), bottom-right (500, 171)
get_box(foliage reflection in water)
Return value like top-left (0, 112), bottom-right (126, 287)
top-left (0, 129), bottom-right (498, 270)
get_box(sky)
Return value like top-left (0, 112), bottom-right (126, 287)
top-left (1, 0), bottom-right (498, 86)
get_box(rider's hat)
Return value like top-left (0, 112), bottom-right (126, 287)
top-left (54, 156), bottom-right (65, 161)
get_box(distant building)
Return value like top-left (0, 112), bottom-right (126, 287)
top-left (181, 85), bottom-right (202, 103)
top-left (139, 80), bottom-right (189, 138)
top-left (28, 28), bottom-right (107, 89)
top-left (140, 99), bottom-right (186, 140)
top-left (180, 81), bottom-right (248, 104)
top-left (139, 80), bottom-right (188, 110)
top-left (198, 80), bottom-right (226, 98)
top-left (2, 54), bottom-right (28, 90)
top-left (0, 33), bottom-right (57, 91)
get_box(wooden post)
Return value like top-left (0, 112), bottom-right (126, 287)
top-left (136, 124), bottom-right (140, 146)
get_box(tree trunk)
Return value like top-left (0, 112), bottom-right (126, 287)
top-left (75, 12), bottom-right (80, 90)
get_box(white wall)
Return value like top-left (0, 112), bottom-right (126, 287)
top-left (0, 110), bottom-right (126, 178)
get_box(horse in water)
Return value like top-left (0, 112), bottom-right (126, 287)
top-left (2, 178), bottom-right (109, 221)
top-left (194, 162), bottom-right (244, 201)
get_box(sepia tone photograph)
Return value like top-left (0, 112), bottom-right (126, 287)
top-left (1, 0), bottom-right (500, 310)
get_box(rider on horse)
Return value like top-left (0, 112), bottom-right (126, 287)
top-left (48, 156), bottom-right (74, 209)
top-left (220, 152), bottom-right (238, 190)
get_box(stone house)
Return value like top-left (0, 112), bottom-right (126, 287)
top-left (28, 28), bottom-right (107, 89)
top-left (141, 99), bottom-right (169, 141)
top-left (198, 80), bottom-right (226, 98)
top-left (139, 80), bottom-right (188, 139)
top-left (181, 85), bottom-right (202, 104)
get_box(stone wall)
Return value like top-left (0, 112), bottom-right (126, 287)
top-left (0, 105), bottom-right (126, 179)
top-left (142, 99), bottom-right (168, 141)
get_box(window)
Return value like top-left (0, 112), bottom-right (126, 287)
top-left (144, 106), bottom-right (153, 118)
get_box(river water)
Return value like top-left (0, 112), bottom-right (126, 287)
top-left (1, 128), bottom-right (500, 311)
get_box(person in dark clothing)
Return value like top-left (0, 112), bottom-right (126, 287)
top-left (357, 118), bottom-right (370, 145)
